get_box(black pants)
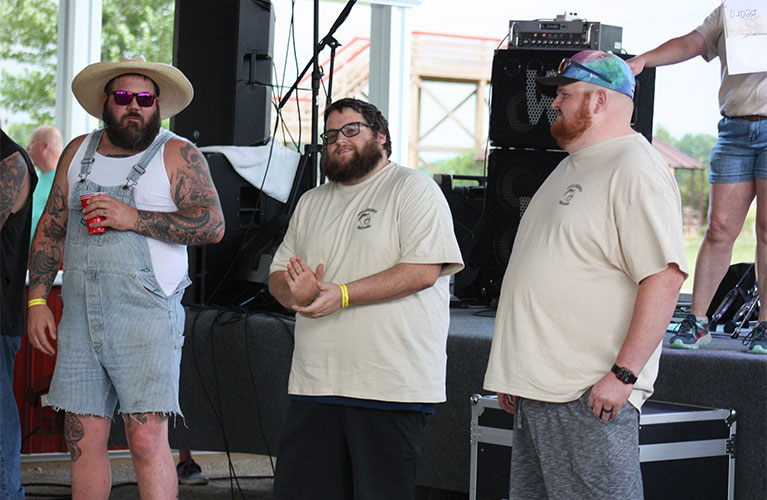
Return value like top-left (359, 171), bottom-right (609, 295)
top-left (272, 400), bottom-right (429, 500)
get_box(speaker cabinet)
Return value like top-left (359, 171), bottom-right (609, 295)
top-left (483, 149), bottom-right (566, 300)
top-left (434, 174), bottom-right (487, 302)
top-left (171, 0), bottom-right (274, 147)
top-left (489, 49), bottom-right (656, 150)
top-left (183, 153), bottom-right (285, 307)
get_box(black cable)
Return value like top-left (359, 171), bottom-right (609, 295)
top-left (187, 309), bottom-right (247, 499)
top-left (21, 425), bottom-right (40, 444)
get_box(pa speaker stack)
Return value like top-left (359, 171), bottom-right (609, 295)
top-left (478, 21), bottom-right (656, 303)
top-left (171, 0), bottom-right (275, 147)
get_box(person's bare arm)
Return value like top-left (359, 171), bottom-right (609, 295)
top-left (82, 139), bottom-right (225, 245)
top-left (27, 137), bottom-right (82, 356)
top-left (626, 31), bottom-right (707, 75)
top-left (0, 151), bottom-right (30, 228)
top-left (588, 264), bottom-right (686, 421)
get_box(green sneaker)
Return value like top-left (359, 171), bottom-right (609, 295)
top-left (746, 321), bottom-right (767, 354)
top-left (669, 313), bottom-right (711, 349)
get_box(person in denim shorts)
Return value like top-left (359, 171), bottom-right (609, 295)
top-left (26, 56), bottom-right (224, 499)
top-left (628, 5), bottom-right (767, 353)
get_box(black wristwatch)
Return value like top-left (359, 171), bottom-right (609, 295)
top-left (611, 364), bottom-right (637, 384)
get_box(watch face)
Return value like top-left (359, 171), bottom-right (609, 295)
top-left (612, 364), bottom-right (636, 384)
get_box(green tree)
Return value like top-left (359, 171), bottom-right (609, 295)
top-left (425, 152), bottom-right (484, 180)
top-left (0, 0), bottom-right (174, 141)
top-left (0, 0), bottom-right (59, 125)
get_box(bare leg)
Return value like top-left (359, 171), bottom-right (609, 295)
top-left (691, 181), bottom-right (755, 317)
top-left (124, 413), bottom-right (177, 500)
top-left (754, 179), bottom-right (767, 322)
top-left (179, 449), bottom-right (192, 463)
top-left (66, 413), bottom-right (112, 500)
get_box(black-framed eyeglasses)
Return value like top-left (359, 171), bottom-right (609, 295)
top-left (321, 121), bottom-right (374, 144)
top-left (110, 90), bottom-right (157, 107)
top-left (558, 58), bottom-right (613, 85)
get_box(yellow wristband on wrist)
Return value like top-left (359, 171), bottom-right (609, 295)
top-left (27, 298), bottom-right (47, 308)
top-left (339, 284), bottom-right (349, 308)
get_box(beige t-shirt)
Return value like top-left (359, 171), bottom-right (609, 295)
top-left (483, 134), bottom-right (688, 410)
top-left (696, 5), bottom-right (767, 116)
top-left (271, 162), bottom-right (464, 402)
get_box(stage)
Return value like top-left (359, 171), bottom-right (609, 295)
top-left (109, 306), bottom-right (767, 499)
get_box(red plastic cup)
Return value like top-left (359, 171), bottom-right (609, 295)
top-left (80, 192), bottom-right (107, 234)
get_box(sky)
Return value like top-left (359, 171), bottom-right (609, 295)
top-left (272, 0), bottom-right (723, 139)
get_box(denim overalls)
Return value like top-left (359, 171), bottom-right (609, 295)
top-left (48, 129), bottom-right (189, 418)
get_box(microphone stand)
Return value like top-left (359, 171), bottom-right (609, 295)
top-left (278, 0), bottom-right (358, 187)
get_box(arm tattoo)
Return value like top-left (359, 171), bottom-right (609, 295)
top-left (0, 151), bottom-right (27, 228)
top-left (28, 140), bottom-right (76, 294)
top-left (28, 182), bottom-right (68, 291)
top-left (133, 142), bottom-right (224, 246)
top-left (64, 413), bottom-right (84, 462)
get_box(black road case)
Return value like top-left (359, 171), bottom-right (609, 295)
top-left (469, 394), bottom-right (736, 500)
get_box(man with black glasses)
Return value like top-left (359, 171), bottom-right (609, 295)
top-left (268, 97), bottom-right (463, 499)
top-left (27, 56), bottom-right (224, 500)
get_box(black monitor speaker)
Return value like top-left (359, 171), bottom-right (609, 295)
top-left (489, 48), bottom-right (655, 150)
top-left (434, 174), bottom-right (487, 302)
top-left (483, 149), bottom-right (566, 301)
top-left (183, 152), bottom-right (286, 307)
top-left (171, 0), bottom-right (274, 147)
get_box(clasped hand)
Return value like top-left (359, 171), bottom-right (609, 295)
top-left (285, 256), bottom-right (342, 318)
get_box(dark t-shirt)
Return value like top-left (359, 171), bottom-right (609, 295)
top-left (1, 129), bottom-right (37, 336)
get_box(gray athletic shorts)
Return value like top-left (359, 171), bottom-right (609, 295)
top-left (510, 389), bottom-right (643, 500)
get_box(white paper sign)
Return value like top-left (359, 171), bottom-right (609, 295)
top-left (722, 0), bottom-right (767, 74)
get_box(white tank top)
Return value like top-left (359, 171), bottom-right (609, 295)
top-left (67, 129), bottom-right (188, 295)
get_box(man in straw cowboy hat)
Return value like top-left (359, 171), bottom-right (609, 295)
top-left (27, 55), bottom-right (224, 499)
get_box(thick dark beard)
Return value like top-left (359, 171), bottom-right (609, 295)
top-left (322, 138), bottom-right (384, 183)
top-left (102, 104), bottom-right (162, 152)
top-left (550, 93), bottom-right (593, 149)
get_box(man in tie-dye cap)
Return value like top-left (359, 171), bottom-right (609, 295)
top-left (483, 50), bottom-right (688, 499)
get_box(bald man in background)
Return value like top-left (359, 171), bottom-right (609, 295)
top-left (27, 125), bottom-right (62, 242)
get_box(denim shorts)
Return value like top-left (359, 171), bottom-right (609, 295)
top-left (47, 269), bottom-right (187, 418)
top-left (709, 117), bottom-right (767, 183)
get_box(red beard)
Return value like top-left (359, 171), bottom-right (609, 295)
top-left (550, 92), bottom-right (593, 149)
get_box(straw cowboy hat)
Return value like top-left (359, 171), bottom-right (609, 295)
top-left (71, 55), bottom-right (193, 120)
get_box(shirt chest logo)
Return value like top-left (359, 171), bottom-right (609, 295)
top-left (559, 184), bottom-right (583, 206)
top-left (356, 208), bottom-right (378, 230)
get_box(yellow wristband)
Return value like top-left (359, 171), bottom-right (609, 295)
top-left (339, 284), bottom-right (349, 309)
top-left (27, 298), bottom-right (47, 308)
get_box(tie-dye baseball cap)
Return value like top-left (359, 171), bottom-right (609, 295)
top-left (536, 50), bottom-right (636, 99)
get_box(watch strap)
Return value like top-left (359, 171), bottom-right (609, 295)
top-left (611, 364), bottom-right (637, 384)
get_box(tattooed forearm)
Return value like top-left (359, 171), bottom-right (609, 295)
top-left (134, 209), bottom-right (223, 245)
top-left (29, 183), bottom-right (68, 294)
top-left (132, 141), bottom-right (224, 245)
top-left (0, 151), bottom-right (27, 228)
top-left (64, 413), bottom-right (84, 462)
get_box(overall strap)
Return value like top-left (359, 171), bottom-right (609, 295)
top-left (124, 130), bottom-right (175, 188)
top-left (78, 129), bottom-right (105, 182)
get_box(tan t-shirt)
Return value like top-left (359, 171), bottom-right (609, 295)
top-left (483, 134), bottom-right (688, 410)
top-left (271, 162), bottom-right (464, 402)
top-left (696, 5), bottom-right (767, 116)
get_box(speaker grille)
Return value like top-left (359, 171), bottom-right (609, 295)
top-left (489, 49), bottom-right (655, 149)
top-left (484, 149), bottom-right (566, 297)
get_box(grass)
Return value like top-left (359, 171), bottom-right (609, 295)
top-left (683, 206), bottom-right (757, 292)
